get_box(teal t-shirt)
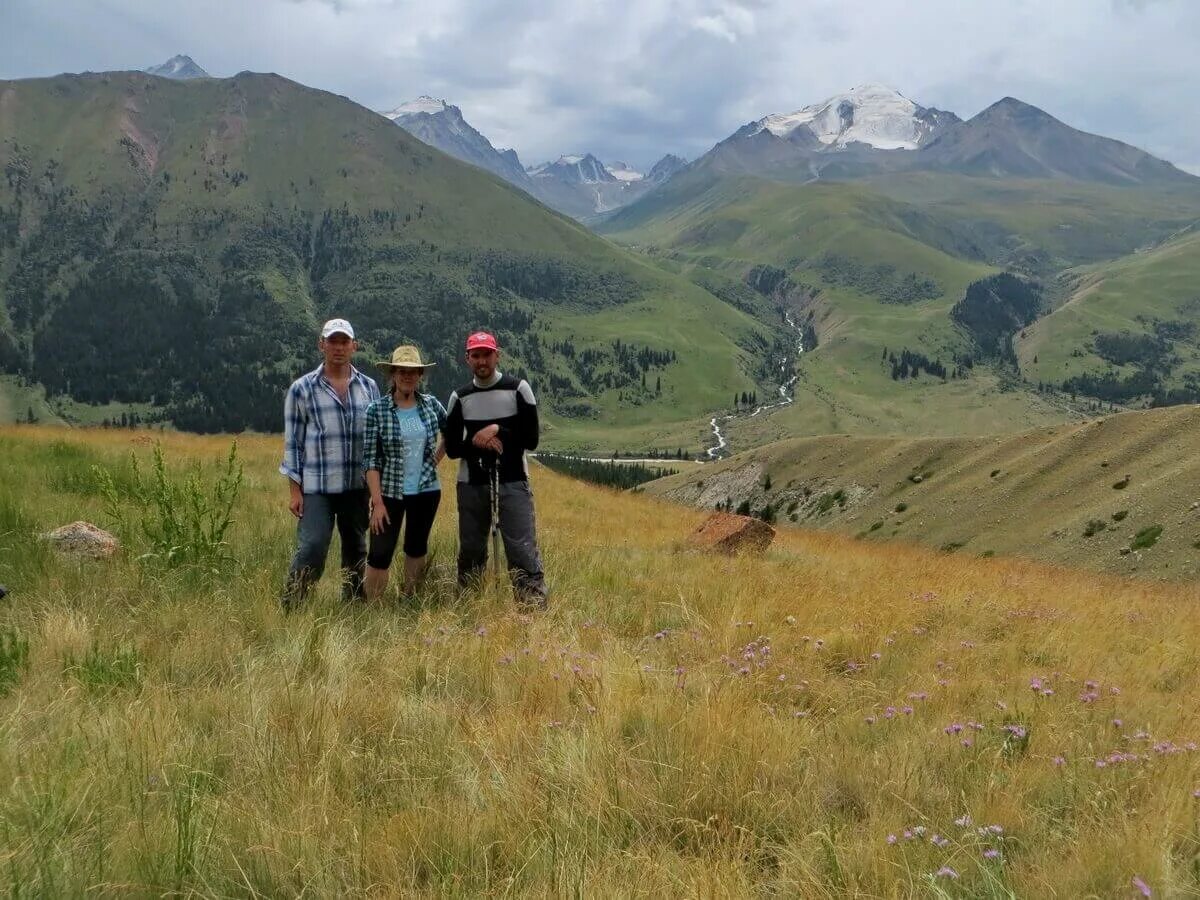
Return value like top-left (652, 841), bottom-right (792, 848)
top-left (395, 406), bottom-right (438, 495)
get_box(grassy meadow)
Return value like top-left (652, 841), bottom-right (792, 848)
top-left (2, 425), bottom-right (1200, 896)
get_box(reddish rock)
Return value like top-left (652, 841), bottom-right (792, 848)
top-left (688, 512), bottom-right (775, 555)
top-left (42, 521), bottom-right (119, 559)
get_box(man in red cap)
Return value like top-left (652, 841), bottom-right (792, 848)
top-left (444, 330), bottom-right (548, 608)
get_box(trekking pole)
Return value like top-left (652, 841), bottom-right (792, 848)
top-left (489, 458), bottom-right (501, 581)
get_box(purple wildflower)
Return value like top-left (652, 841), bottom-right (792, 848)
top-left (1132, 875), bottom-right (1152, 897)
top-left (935, 866), bottom-right (958, 879)
top-left (954, 814), bottom-right (972, 827)
top-left (983, 848), bottom-right (1000, 860)
top-left (1053, 755), bottom-right (1067, 767)
top-left (886, 834), bottom-right (897, 845)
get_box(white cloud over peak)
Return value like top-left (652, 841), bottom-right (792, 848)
top-left (1, 0), bottom-right (1197, 172)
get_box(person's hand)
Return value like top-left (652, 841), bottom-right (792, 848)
top-left (471, 424), bottom-right (500, 449)
top-left (288, 482), bottom-right (304, 518)
top-left (370, 498), bottom-right (390, 535)
top-left (485, 437), bottom-right (503, 454)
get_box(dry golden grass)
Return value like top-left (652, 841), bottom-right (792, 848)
top-left (650, 405), bottom-right (1200, 582)
top-left (1, 425), bottom-right (1199, 896)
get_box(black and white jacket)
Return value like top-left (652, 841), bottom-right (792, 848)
top-left (444, 372), bottom-right (539, 484)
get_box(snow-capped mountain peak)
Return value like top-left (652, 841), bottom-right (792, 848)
top-left (755, 84), bottom-right (954, 151)
top-left (145, 54), bottom-right (209, 80)
top-left (530, 154), bottom-right (616, 184)
top-left (383, 96), bottom-right (451, 119)
top-left (606, 161), bottom-right (644, 182)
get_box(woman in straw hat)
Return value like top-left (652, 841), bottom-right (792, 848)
top-left (362, 345), bottom-right (447, 600)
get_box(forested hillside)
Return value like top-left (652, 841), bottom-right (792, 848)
top-left (0, 72), bottom-right (769, 442)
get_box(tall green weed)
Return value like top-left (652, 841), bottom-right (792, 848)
top-left (95, 442), bottom-right (242, 574)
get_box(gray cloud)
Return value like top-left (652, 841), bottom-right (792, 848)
top-left (2, 0), bottom-right (1198, 171)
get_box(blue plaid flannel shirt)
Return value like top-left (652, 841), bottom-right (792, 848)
top-left (280, 365), bottom-right (380, 494)
top-left (363, 392), bottom-right (448, 497)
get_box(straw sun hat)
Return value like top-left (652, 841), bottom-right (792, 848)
top-left (376, 345), bottom-right (436, 371)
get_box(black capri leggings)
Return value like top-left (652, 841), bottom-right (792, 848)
top-left (367, 491), bottom-right (441, 568)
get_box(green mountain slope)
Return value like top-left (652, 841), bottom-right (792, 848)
top-left (1019, 229), bottom-right (1200, 404)
top-left (0, 72), bottom-right (771, 445)
top-left (600, 167), bottom-right (1200, 443)
top-left (646, 404), bottom-right (1200, 582)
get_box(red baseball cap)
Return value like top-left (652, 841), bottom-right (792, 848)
top-left (466, 331), bottom-right (498, 351)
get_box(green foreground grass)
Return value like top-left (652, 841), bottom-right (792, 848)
top-left (2, 427), bottom-right (1200, 896)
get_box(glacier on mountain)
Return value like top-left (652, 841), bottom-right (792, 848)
top-left (755, 84), bottom-right (948, 151)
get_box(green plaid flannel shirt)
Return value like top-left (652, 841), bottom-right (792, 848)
top-left (363, 392), bottom-right (447, 497)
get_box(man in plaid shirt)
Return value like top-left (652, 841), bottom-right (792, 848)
top-left (279, 318), bottom-right (379, 609)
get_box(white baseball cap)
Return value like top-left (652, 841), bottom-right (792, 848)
top-left (320, 318), bottom-right (355, 339)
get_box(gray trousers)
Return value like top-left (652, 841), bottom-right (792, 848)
top-left (457, 480), bottom-right (547, 602)
top-left (282, 489), bottom-right (368, 608)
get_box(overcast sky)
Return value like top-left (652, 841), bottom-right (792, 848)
top-left (3, 0), bottom-right (1199, 173)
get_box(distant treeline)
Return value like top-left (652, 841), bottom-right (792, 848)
top-left (951, 273), bottom-right (1043, 363)
top-left (882, 347), bottom-right (975, 381)
top-left (816, 254), bottom-right (941, 305)
top-left (1062, 320), bottom-right (1198, 406)
top-left (536, 454), bottom-right (672, 490)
